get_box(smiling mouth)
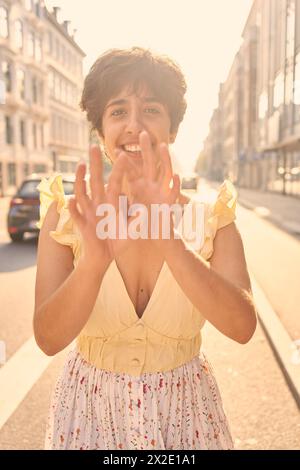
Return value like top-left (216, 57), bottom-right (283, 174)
top-left (120, 144), bottom-right (152, 159)
top-left (122, 147), bottom-right (142, 158)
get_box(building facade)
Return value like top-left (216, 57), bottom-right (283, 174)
top-left (199, 0), bottom-right (300, 197)
top-left (0, 0), bottom-right (87, 196)
top-left (45, 6), bottom-right (87, 175)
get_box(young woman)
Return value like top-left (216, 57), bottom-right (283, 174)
top-left (34, 47), bottom-right (257, 450)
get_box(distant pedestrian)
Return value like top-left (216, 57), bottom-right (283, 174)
top-left (34, 47), bottom-right (257, 450)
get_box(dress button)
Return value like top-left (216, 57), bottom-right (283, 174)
top-left (134, 323), bottom-right (145, 341)
top-left (132, 358), bottom-right (140, 366)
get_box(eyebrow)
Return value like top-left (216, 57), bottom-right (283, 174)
top-left (105, 97), bottom-right (162, 110)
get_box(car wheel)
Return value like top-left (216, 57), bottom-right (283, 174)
top-left (9, 232), bottom-right (24, 242)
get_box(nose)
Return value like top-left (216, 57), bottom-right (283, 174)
top-left (125, 108), bottom-right (144, 135)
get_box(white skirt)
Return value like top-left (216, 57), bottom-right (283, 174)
top-left (45, 349), bottom-right (233, 450)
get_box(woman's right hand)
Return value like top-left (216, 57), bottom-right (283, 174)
top-left (68, 145), bottom-right (129, 269)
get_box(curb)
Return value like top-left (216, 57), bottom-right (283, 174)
top-left (250, 272), bottom-right (300, 409)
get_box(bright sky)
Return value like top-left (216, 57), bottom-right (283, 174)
top-left (45, 0), bottom-right (253, 172)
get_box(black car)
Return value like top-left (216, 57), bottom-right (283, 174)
top-left (7, 174), bottom-right (75, 242)
top-left (181, 173), bottom-right (198, 190)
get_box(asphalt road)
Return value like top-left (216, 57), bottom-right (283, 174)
top-left (0, 193), bottom-right (299, 450)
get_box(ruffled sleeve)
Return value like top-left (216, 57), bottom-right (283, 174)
top-left (37, 174), bottom-right (81, 261)
top-left (199, 179), bottom-right (237, 260)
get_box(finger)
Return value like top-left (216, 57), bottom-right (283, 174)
top-left (125, 164), bottom-right (139, 183)
top-left (157, 161), bottom-right (165, 186)
top-left (124, 156), bottom-right (140, 183)
top-left (74, 162), bottom-right (90, 214)
top-left (89, 145), bottom-right (105, 205)
top-left (159, 142), bottom-right (173, 191)
top-left (140, 130), bottom-right (155, 181)
top-left (107, 152), bottom-right (127, 207)
top-left (68, 197), bottom-right (85, 230)
top-left (169, 174), bottom-right (180, 203)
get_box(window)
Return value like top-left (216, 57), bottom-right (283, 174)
top-left (20, 120), bottom-right (26, 146)
top-left (54, 74), bottom-right (60, 100)
top-left (294, 52), bottom-right (300, 121)
top-left (39, 81), bottom-right (43, 105)
top-left (15, 20), bottom-right (23, 50)
top-left (32, 77), bottom-right (37, 103)
top-left (56, 38), bottom-right (60, 60)
top-left (296, 0), bottom-right (300, 49)
top-left (60, 161), bottom-right (68, 173)
top-left (57, 116), bottom-right (62, 141)
top-left (2, 61), bottom-right (12, 93)
top-left (18, 179), bottom-right (40, 196)
top-left (62, 45), bottom-right (66, 64)
top-left (259, 91), bottom-right (268, 119)
top-left (33, 123), bottom-right (37, 148)
top-left (8, 163), bottom-right (16, 186)
top-left (17, 69), bottom-right (25, 99)
top-left (285, 66), bottom-right (294, 104)
top-left (273, 73), bottom-right (284, 109)
top-left (286, 0), bottom-right (296, 59)
top-left (66, 83), bottom-right (71, 105)
top-left (40, 124), bottom-right (44, 147)
top-left (66, 50), bottom-right (70, 68)
top-left (33, 164), bottom-right (46, 173)
top-left (0, 6), bottom-right (8, 39)
top-left (61, 79), bottom-right (66, 103)
top-left (28, 31), bottom-right (34, 57)
top-left (36, 36), bottom-right (42, 62)
top-left (294, 53), bottom-right (300, 104)
top-left (23, 163), bottom-right (29, 177)
top-left (48, 70), bottom-right (54, 97)
top-left (5, 116), bottom-right (13, 144)
top-left (34, 0), bottom-right (40, 17)
top-left (48, 31), bottom-right (52, 54)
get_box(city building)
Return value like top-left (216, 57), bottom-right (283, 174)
top-left (198, 0), bottom-right (300, 197)
top-left (0, 0), bottom-right (87, 196)
top-left (45, 6), bottom-right (87, 175)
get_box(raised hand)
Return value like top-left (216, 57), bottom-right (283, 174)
top-left (68, 145), bottom-right (129, 267)
top-left (122, 130), bottom-right (180, 208)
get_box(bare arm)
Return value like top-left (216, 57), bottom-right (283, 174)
top-left (34, 146), bottom-right (135, 356)
top-left (121, 131), bottom-right (256, 343)
top-left (33, 200), bottom-right (110, 356)
top-left (160, 222), bottom-right (257, 344)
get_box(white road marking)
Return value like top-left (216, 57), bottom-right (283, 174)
top-left (0, 336), bottom-right (53, 430)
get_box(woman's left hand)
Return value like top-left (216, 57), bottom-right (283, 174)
top-left (120, 130), bottom-right (181, 207)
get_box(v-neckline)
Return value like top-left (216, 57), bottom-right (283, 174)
top-left (112, 258), bottom-right (167, 322)
top-left (109, 194), bottom-right (195, 322)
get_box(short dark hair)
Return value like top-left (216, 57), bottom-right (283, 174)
top-left (80, 47), bottom-right (187, 137)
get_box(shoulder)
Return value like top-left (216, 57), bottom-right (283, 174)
top-left (210, 222), bottom-right (251, 292)
top-left (39, 199), bottom-right (60, 232)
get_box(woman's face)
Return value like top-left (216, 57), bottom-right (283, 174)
top-left (101, 84), bottom-right (176, 168)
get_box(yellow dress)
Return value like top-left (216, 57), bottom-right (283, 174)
top-left (37, 175), bottom-right (237, 450)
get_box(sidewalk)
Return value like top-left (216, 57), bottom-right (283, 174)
top-left (237, 186), bottom-right (300, 236)
top-left (205, 179), bottom-right (300, 409)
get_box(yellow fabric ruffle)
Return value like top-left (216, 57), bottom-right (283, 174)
top-left (199, 179), bottom-right (237, 260)
top-left (37, 174), bottom-right (81, 260)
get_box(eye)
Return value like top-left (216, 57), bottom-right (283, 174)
top-left (111, 108), bottom-right (126, 116)
top-left (144, 107), bottom-right (160, 114)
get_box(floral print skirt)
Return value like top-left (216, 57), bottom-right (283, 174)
top-left (45, 349), bottom-right (233, 450)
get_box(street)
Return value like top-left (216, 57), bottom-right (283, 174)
top-left (0, 191), bottom-right (300, 450)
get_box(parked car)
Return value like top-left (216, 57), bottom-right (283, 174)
top-left (7, 173), bottom-right (75, 242)
top-left (181, 172), bottom-right (198, 190)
